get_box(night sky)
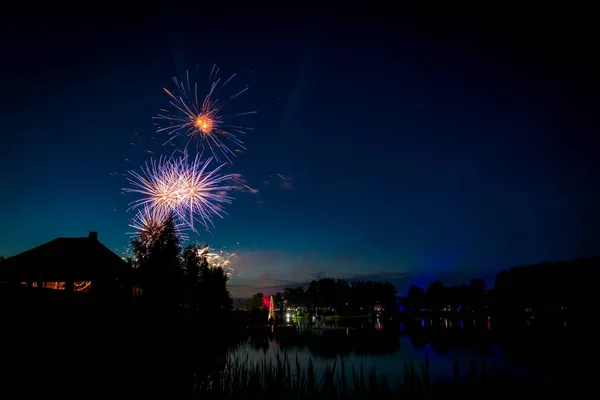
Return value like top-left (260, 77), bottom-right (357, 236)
top-left (1, 5), bottom-right (598, 298)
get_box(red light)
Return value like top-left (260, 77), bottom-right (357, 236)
top-left (262, 296), bottom-right (270, 309)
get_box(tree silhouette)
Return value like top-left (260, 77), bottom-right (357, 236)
top-left (180, 243), bottom-right (233, 317)
top-left (244, 292), bottom-right (264, 311)
top-left (283, 287), bottom-right (306, 308)
top-left (426, 280), bottom-right (445, 310)
top-left (131, 213), bottom-right (182, 309)
top-left (491, 257), bottom-right (598, 313)
top-left (400, 257), bottom-right (599, 316)
top-left (199, 258), bottom-right (233, 317)
top-left (273, 292), bottom-right (283, 309)
top-left (335, 279), bottom-right (351, 311)
top-left (275, 279), bottom-right (397, 315)
top-left (468, 279), bottom-right (486, 309)
top-left (405, 285), bottom-right (425, 311)
top-left (182, 245), bottom-right (202, 312)
top-left (406, 279), bottom-right (487, 312)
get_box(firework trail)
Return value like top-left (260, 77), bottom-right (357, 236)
top-left (153, 64), bottom-right (256, 163)
top-left (197, 245), bottom-right (237, 278)
top-left (127, 205), bottom-right (190, 247)
top-left (123, 152), bottom-right (240, 232)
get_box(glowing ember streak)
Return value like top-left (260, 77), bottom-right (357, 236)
top-left (153, 64), bottom-right (256, 163)
top-left (196, 245), bottom-right (237, 278)
top-left (123, 152), bottom-right (240, 232)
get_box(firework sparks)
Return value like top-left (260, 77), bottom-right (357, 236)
top-left (116, 245), bottom-right (135, 263)
top-left (127, 205), bottom-right (190, 247)
top-left (153, 65), bottom-right (256, 163)
top-left (124, 156), bottom-right (184, 220)
top-left (197, 245), bottom-right (237, 278)
top-left (123, 152), bottom-right (240, 232)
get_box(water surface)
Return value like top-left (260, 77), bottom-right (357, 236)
top-left (230, 315), bottom-right (577, 385)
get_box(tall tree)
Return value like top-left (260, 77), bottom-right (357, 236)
top-left (334, 279), bottom-right (351, 311)
top-left (273, 292), bottom-right (283, 309)
top-left (425, 280), bottom-right (445, 310)
top-left (405, 285), bottom-right (425, 311)
top-left (181, 243), bottom-right (233, 317)
top-left (182, 245), bottom-right (202, 312)
top-left (131, 214), bottom-right (182, 309)
top-left (283, 287), bottom-right (306, 308)
top-left (199, 259), bottom-right (233, 316)
top-left (468, 279), bottom-right (486, 309)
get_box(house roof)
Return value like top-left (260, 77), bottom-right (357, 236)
top-left (0, 232), bottom-right (132, 281)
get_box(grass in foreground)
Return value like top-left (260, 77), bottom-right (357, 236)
top-left (191, 351), bottom-right (569, 400)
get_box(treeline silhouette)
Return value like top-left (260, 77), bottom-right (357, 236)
top-left (404, 279), bottom-right (485, 313)
top-left (131, 216), bottom-right (233, 318)
top-left (242, 257), bottom-right (599, 319)
top-left (246, 278), bottom-right (398, 316)
top-left (404, 257), bottom-right (598, 317)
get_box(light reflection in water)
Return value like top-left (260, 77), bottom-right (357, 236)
top-left (233, 314), bottom-right (575, 390)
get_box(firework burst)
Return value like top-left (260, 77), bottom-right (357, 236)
top-left (127, 205), bottom-right (190, 247)
top-left (123, 152), bottom-right (240, 232)
top-left (124, 156), bottom-right (183, 219)
top-left (197, 245), bottom-right (237, 278)
top-left (153, 65), bottom-right (256, 163)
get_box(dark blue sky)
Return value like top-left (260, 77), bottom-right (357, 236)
top-left (1, 5), bottom-right (598, 297)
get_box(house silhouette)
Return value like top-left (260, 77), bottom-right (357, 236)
top-left (0, 232), bottom-right (140, 298)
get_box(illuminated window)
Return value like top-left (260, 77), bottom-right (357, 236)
top-left (133, 286), bottom-right (143, 297)
top-left (32, 282), bottom-right (38, 287)
top-left (74, 281), bottom-right (92, 292)
top-left (42, 282), bottom-right (65, 290)
top-left (20, 281), bottom-right (27, 286)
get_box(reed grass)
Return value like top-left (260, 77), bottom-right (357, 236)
top-left (191, 351), bottom-right (536, 399)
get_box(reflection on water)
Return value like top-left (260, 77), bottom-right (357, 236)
top-left (230, 315), bottom-right (577, 385)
